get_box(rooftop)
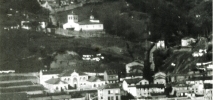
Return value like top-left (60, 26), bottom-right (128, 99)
top-left (99, 83), bottom-right (120, 89)
top-left (59, 69), bottom-right (87, 77)
top-left (87, 76), bottom-right (104, 82)
top-left (187, 76), bottom-right (212, 81)
top-left (136, 84), bottom-right (165, 88)
top-left (45, 78), bottom-right (67, 84)
top-left (78, 19), bottom-right (102, 25)
top-left (124, 78), bottom-right (144, 85)
top-left (204, 83), bottom-right (213, 89)
top-left (126, 61), bottom-right (144, 67)
top-left (105, 70), bottom-right (117, 75)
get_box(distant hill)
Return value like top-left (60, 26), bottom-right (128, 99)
top-left (0, 0), bottom-right (42, 14)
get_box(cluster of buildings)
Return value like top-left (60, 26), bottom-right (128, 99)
top-left (38, 54), bottom-right (213, 100)
top-left (82, 53), bottom-right (104, 61)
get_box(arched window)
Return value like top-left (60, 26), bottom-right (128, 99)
top-left (83, 77), bottom-right (86, 80)
top-left (56, 87), bottom-right (58, 90)
top-left (73, 78), bottom-right (77, 82)
top-left (94, 84), bottom-right (96, 87)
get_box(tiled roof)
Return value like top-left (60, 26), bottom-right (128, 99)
top-left (150, 93), bottom-right (166, 96)
top-left (105, 70), bottom-right (117, 75)
top-left (78, 19), bottom-right (102, 25)
top-left (187, 76), bottom-right (212, 81)
top-left (99, 83), bottom-right (120, 89)
top-left (154, 75), bottom-right (166, 79)
top-left (126, 61), bottom-right (144, 67)
top-left (136, 84), bottom-right (164, 88)
top-left (124, 78), bottom-right (143, 84)
top-left (87, 76), bottom-right (104, 82)
top-left (172, 83), bottom-right (192, 87)
top-left (59, 69), bottom-right (87, 77)
top-left (45, 78), bottom-right (66, 84)
top-left (204, 83), bottom-right (213, 89)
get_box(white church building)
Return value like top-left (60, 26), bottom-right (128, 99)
top-left (63, 12), bottom-right (104, 31)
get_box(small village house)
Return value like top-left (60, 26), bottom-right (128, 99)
top-left (86, 76), bottom-right (106, 90)
top-left (153, 72), bottom-right (166, 85)
top-left (136, 84), bottom-right (165, 98)
top-left (204, 83), bottom-right (213, 100)
top-left (122, 78), bottom-right (149, 97)
top-left (97, 83), bottom-right (121, 100)
top-left (104, 70), bottom-right (119, 84)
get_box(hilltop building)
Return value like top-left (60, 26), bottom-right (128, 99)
top-left (63, 12), bottom-right (104, 31)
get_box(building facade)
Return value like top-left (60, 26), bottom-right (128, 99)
top-left (63, 12), bottom-right (104, 31)
top-left (97, 83), bottom-right (121, 100)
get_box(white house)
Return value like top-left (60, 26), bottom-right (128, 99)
top-left (125, 61), bottom-right (144, 74)
top-left (153, 72), bottom-right (166, 85)
top-left (122, 78), bottom-right (149, 97)
top-left (181, 37), bottom-right (196, 47)
top-left (86, 76), bottom-right (105, 90)
top-left (156, 40), bottom-right (165, 49)
top-left (45, 78), bottom-right (69, 93)
top-left (63, 12), bottom-right (104, 31)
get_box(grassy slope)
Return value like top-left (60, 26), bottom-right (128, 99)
top-left (162, 38), bottom-right (210, 74)
top-left (56, 1), bottom-right (148, 37)
top-left (0, 1), bottom-right (149, 73)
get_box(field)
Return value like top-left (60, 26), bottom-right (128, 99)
top-left (0, 75), bottom-right (36, 81)
top-left (0, 81), bottom-right (33, 87)
top-left (0, 85), bottom-right (45, 93)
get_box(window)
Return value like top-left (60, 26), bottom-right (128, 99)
top-left (83, 77), bottom-right (86, 80)
top-left (70, 16), bottom-right (72, 20)
top-left (108, 90), bottom-right (110, 94)
top-left (94, 84), bottom-right (96, 87)
top-left (68, 78), bottom-right (70, 81)
top-left (56, 87), bottom-right (58, 90)
top-left (145, 82), bottom-right (147, 84)
top-left (111, 90), bottom-right (114, 94)
top-left (115, 90), bottom-right (119, 93)
top-left (108, 97), bottom-right (110, 100)
top-left (101, 97), bottom-right (103, 99)
top-left (111, 96), bottom-right (114, 100)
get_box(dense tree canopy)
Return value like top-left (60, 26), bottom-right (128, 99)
top-left (126, 0), bottom-right (212, 46)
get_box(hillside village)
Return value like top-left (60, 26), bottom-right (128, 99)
top-left (0, 0), bottom-right (212, 100)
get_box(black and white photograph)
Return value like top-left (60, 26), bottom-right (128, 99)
top-left (0, 0), bottom-right (212, 100)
